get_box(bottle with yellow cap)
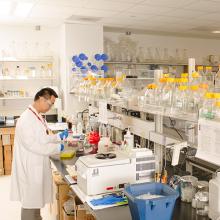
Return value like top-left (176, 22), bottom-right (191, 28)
top-left (213, 93), bottom-right (220, 120)
top-left (214, 65), bottom-right (220, 92)
top-left (197, 66), bottom-right (205, 81)
top-left (205, 66), bottom-right (214, 91)
top-left (199, 93), bottom-right (215, 119)
top-left (161, 77), bottom-right (175, 107)
top-left (171, 85), bottom-right (188, 113)
top-left (144, 83), bottom-right (158, 105)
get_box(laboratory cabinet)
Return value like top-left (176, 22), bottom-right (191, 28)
top-left (0, 126), bottom-right (15, 175)
top-left (52, 171), bottom-right (71, 220)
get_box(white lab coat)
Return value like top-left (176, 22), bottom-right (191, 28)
top-left (10, 105), bottom-right (61, 208)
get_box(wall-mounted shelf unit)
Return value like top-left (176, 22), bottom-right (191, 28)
top-left (0, 56), bottom-right (57, 115)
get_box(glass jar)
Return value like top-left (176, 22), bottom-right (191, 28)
top-left (180, 175), bottom-right (198, 203)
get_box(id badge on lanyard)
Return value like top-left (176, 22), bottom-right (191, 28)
top-left (28, 107), bottom-right (49, 135)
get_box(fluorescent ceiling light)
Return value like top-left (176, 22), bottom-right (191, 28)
top-left (14, 2), bottom-right (33, 17)
top-left (212, 30), bottom-right (220, 34)
top-left (0, 1), bottom-right (12, 16)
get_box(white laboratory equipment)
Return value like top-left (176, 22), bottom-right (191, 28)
top-left (124, 127), bottom-right (134, 151)
top-left (75, 149), bottom-right (155, 196)
top-left (209, 171), bottom-right (220, 220)
top-left (196, 118), bottom-right (220, 166)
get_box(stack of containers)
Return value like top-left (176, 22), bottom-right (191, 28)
top-left (0, 127), bottom-right (15, 175)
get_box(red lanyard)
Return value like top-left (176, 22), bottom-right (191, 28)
top-left (28, 107), bottom-right (49, 135)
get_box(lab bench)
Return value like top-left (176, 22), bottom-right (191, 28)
top-left (0, 124), bottom-right (15, 128)
top-left (50, 156), bottom-right (210, 220)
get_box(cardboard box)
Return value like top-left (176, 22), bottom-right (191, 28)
top-left (85, 214), bottom-right (96, 220)
top-left (5, 169), bottom-right (11, 175)
top-left (4, 160), bottom-right (12, 170)
top-left (0, 168), bottom-right (4, 176)
top-left (0, 127), bottom-right (15, 135)
top-left (63, 208), bottom-right (75, 220)
top-left (0, 160), bottom-right (3, 169)
top-left (3, 145), bottom-right (12, 161)
top-left (53, 172), bottom-right (71, 220)
top-left (76, 206), bottom-right (87, 220)
top-left (2, 134), bottom-right (11, 145)
top-left (0, 146), bottom-right (3, 162)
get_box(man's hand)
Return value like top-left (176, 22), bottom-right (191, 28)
top-left (59, 129), bottom-right (68, 140)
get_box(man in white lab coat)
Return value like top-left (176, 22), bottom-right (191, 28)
top-left (10, 88), bottom-right (68, 220)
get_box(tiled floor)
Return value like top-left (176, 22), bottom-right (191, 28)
top-left (0, 175), bottom-right (53, 220)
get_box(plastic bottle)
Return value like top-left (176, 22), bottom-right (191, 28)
top-left (124, 127), bottom-right (134, 151)
top-left (209, 172), bottom-right (220, 220)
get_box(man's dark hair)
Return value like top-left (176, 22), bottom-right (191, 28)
top-left (34, 87), bottom-right (58, 101)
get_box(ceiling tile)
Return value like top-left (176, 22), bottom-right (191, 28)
top-left (164, 9), bottom-right (206, 19)
top-left (146, 15), bottom-right (189, 24)
top-left (70, 8), bottom-right (119, 18)
top-left (112, 12), bottom-right (153, 21)
top-left (101, 17), bottom-right (142, 26)
top-left (83, 0), bottom-right (134, 12)
top-left (141, 0), bottom-right (198, 8)
top-left (30, 4), bottom-right (74, 19)
top-left (183, 0), bottom-right (220, 12)
top-left (127, 4), bottom-right (174, 15)
top-left (199, 12), bottom-right (220, 22)
top-left (104, 0), bottom-right (145, 3)
top-left (36, 0), bottom-right (87, 7)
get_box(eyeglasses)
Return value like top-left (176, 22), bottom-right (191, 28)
top-left (43, 98), bottom-right (54, 108)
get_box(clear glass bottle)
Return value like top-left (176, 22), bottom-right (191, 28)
top-left (161, 78), bottom-right (175, 107)
top-left (205, 66), bottom-right (214, 91)
top-left (187, 73), bottom-right (201, 113)
top-left (215, 65), bottom-right (220, 92)
top-left (144, 83), bottom-right (158, 105)
top-left (197, 66), bottom-right (205, 81)
top-left (199, 93), bottom-right (215, 119)
top-left (213, 93), bottom-right (220, 120)
top-left (172, 85), bottom-right (188, 114)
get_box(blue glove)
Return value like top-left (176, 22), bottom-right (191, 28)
top-left (90, 195), bottom-right (127, 206)
top-left (59, 129), bottom-right (68, 140)
top-left (60, 143), bottom-right (64, 152)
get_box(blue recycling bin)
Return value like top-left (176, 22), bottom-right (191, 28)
top-left (124, 182), bottom-right (179, 220)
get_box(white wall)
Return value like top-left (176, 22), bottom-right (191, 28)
top-left (0, 25), bottom-right (60, 116)
top-left (104, 31), bottom-right (220, 64)
top-left (60, 23), bottom-right (103, 117)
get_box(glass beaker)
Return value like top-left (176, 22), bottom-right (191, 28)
top-left (180, 175), bottom-right (198, 203)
